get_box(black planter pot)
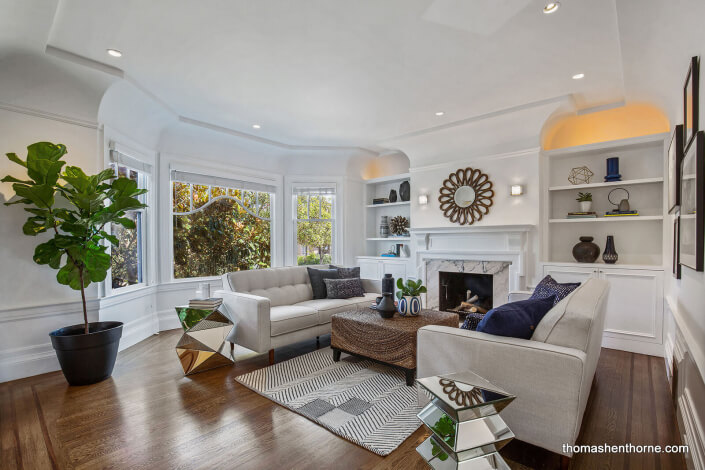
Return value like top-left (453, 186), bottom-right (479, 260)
top-left (49, 321), bottom-right (123, 386)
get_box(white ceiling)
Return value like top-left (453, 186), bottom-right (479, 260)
top-left (43, 0), bottom-right (626, 147)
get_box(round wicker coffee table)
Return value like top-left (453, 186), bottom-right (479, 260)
top-left (330, 309), bottom-right (458, 386)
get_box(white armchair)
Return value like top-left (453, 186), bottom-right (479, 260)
top-left (417, 278), bottom-right (609, 458)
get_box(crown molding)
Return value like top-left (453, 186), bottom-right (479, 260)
top-left (379, 94), bottom-right (573, 144)
top-left (0, 101), bottom-right (99, 129)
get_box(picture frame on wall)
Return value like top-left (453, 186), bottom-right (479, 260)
top-left (684, 56), bottom-right (699, 151)
top-left (668, 124), bottom-right (684, 214)
top-left (679, 130), bottom-right (704, 271)
top-left (673, 215), bottom-right (681, 279)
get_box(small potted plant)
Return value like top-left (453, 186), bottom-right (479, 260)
top-left (2, 142), bottom-right (147, 385)
top-left (395, 278), bottom-right (426, 316)
top-left (576, 192), bottom-right (592, 212)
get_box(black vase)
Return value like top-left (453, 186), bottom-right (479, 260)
top-left (572, 236), bottom-right (600, 263)
top-left (377, 292), bottom-right (396, 318)
top-left (399, 181), bottom-right (410, 202)
top-left (602, 235), bottom-right (618, 264)
top-left (389, 189), bottom-right (397, 202)
top-left (49, 321), bottom-right (123, 386)
top-left (382, 273), bottom-right (394, 294)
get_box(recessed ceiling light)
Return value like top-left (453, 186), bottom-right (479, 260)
top-left (435, 111), bottom-right (445, 116)
top-left (543, 2), bottom-right (560, 14)
top-left (106, 49), bottom-right (122, 57)
top-left (572, 73), bottom-right (585, 80)
top-left (252, 124), bottom-right (261, 129)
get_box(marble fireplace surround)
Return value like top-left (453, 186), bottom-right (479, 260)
top-left (410, 225), bottom-right (535, 309)
top-left (425, 260), bottom-right (510, 310)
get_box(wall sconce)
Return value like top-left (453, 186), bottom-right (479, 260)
top-left (418, 194), bottom-right (429, 205)
top-left (510, 185), bottom-right (524, 196)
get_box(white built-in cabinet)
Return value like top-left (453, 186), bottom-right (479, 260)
top-left (358, 257), bottom-right (408, 294)
top-left (539, 134), bottom-right (669, 357)
top-left (543, 261), bottom-right (665, 356)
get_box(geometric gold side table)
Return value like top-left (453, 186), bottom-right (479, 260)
top-left (416, 371), bottom-right (516, 469)
top-left (174, 306), bottom-right (235, 376)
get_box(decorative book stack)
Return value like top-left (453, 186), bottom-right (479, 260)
top-left (567, 211), bottom-right (597, 219)
top-left (189, 298), bottom-right (223, 310)
top-left (372, 198), bottom-right (390, 205)
top-left (604, 210), bottom-right (639, 217)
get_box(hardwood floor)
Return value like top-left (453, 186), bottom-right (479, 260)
top-left (0, 331), bottom-right (686, 470)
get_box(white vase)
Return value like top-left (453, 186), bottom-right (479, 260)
top-left (579, 201), bottom-right (592, 212)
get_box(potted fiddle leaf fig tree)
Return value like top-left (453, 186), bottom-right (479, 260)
top-left (2, 142), bottom-right (147, 385)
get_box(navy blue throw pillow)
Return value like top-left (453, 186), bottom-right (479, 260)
top-left (474, 296), bottom-right (556, 340)
top-left (530, 275), bottom-right (580, 306)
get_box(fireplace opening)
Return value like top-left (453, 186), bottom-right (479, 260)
top-left (439, 271), bottom-right (493, 317)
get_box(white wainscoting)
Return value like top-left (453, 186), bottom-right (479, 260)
top-left (664, 296), bottom-right (705, 470)
top-left (0, 278), bottom-right (223, 383)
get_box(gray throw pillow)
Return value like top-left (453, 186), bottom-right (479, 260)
top-left (324, 278), bottom-right (365, 299)
top-left (336, 266), bottom-right (361, 279)
top-left (307, 267), bottom-right (339, 299)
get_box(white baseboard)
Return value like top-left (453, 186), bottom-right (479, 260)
top-left (157, 309), bottom-right (182, 332)
top-left (0, 312), bottom-right (158, 383)
top-left (601, 336), bottom-right (664, 357)
top-left (119, 313), bottom-right (159, 351)
top-left (0, 343), bottom-right (60, 383)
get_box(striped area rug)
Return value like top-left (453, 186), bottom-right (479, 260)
top-left (234, 347), bottom-right (422, 456)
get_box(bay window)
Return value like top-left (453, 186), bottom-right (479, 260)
top-left (109, 149), bottom-right (150, 290)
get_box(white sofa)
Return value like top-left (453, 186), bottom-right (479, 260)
top-left (215, 266), bottom-right (380, 364)
top-left (417, 278), bottom-right (609, 458)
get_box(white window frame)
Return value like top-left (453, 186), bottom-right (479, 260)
top-left (169, 165), bottom-right (279, 280)
top-left (105, 143), bottom-right (153, 296)
top-left (286, 178), bottom-right (343, 267)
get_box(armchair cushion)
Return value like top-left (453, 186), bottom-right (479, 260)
top-left (474, 295), bottom-right (556, 339)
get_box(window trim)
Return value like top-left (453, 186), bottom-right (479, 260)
top-left (105, 151), bottom-right (152, 297)
top-left (286, 178), bottom-right (343, 267)
top-left (169, 167), bottom-right (278, 280)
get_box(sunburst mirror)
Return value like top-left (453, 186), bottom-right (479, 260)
top-left (438, 167), bottom-right (494, 225)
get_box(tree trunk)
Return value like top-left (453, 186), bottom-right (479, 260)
top-left (79, 268), bottom-right (89, 334)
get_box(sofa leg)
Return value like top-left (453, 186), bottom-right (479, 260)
top-left (316, 336), bottom-right (320, 349)
top-left (268, 349), bottom-right (275, 365)
top-left (560, 455), bottom-right (571, 470)
top-left (230, 342), bottom-right (235, 352)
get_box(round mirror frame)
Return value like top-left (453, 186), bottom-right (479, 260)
top-left (438, 167), bottom-right (494, 225)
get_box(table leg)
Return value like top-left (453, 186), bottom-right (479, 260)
top-left (332, 348), bottom-right (341, 362)
top-left (405, 368), bottom-right (415, 386)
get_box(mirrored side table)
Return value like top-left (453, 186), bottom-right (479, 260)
top-left (416, 371), bottom-right (516, 469)
top-left (174, 306), bottom-right (235, 375)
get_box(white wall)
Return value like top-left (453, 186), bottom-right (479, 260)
top-left (409, 149), bottom-right (541, 286)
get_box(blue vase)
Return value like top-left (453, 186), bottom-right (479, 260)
top-left (605, 157), bottom-right (621, 181)
top-left (398, 296), bottom-right (421, 316)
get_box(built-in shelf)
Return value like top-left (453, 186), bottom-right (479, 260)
top-left (356, 255), bottom-right (410, 261)
top-left (549, 215), bottom-right (663, 223)
top-left (366, 237), bottom-right (411, 241)
top-left (365, 201), bottom-right (411, 208)
top-left (548, 177), bottom-right (663, 191)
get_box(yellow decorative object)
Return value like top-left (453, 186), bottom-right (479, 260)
top-left (568, 166), bottom-right (594, 185)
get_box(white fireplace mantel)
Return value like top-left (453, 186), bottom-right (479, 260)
top-left (410, 224), bottom-right (536, 292)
